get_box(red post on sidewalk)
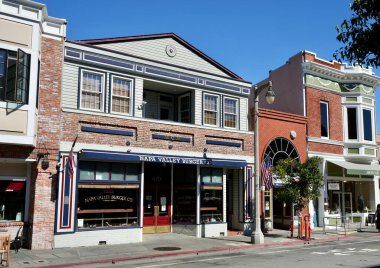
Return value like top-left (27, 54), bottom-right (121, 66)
top-left (304, 214), bottom-right (311, 242)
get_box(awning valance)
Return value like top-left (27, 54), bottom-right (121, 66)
top-left (79, 149), bottom-right (247, 168)
top-left (328, 160), bottom-right (380, 176)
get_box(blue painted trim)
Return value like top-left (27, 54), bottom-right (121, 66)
top-left (152, 134), bottom-right (191, 143)
top-left (78, 180), bottom-right (140, 184)
top-left (201, 182), bottom-right (223, 186)
top-left (206, 139), bottom-right (241, 147)
top-left (65, 49), bottom-right (81, 59)
top-left (65, 48), bottom-right (251, 97)
top-left (81, 126), bottom-right (134, 137)
top-left (79, 149), bottom-right (247, 167)
top-left (84, 53), bottom-right (134, 70)
top-left (54, 152), bottom-right (62, 234)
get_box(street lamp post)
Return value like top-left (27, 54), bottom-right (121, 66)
top-left (251, 81), bottom-right (275, 244)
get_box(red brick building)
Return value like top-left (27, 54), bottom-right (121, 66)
top-left (254, 51), bottom-right (380, 229)
top-left (0, 0), bottom-right (66, 249)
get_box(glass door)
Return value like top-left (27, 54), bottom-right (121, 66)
top-left (143, 163), bottom-right (171, 234)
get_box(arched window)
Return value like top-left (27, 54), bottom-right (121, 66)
top-left (263, 137), bottom-right (300, 166)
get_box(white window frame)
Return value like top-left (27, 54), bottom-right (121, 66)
top-left (203, 93), bottom-right (220, 127)
top-left (178, 93), bottom-right (191, 123)
top-left (79, 69), bottom-right (105, 112)
top-left (110, 75), bottom-right (134, 115)
top-left (223, 96), bottom-right (238, 129)
top-left (320, 101), bottom-right (329, 139)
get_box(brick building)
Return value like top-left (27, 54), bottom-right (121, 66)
top-left (54, 33), bottom-right (257, 247)
top-left (254, 51), bottom-right (380, 229)
top-left (0, 0), bottom-right (66, 249)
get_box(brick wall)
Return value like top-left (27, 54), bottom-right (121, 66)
top-left (256, 109), bottom-right (307, 164)
top-left (306, 87), bottom-right (343, 142)
top-left (60, 112), bottom-right (254, 156)
top-left (28, 36), bottom-right (64, 249)
top-left (304, 51), bottom-right (341, 70)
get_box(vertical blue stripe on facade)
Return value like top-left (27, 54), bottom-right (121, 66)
top-left (246, 166), bottom-right (252, 219)
top-left (62, 159), bottom-right (71, 227)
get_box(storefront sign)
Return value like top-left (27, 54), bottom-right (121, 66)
top-left (139, 155), bottom-right (211, 165)
top-left (328, 182), bottom-right (340, 190)
top-left (84, 195), bottom-right (134, 203)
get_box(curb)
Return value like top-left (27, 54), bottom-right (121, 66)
top-left (27, 235), bottom-right (353, 268)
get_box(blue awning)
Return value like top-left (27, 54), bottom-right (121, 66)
top-left (79, 149), bottom-right (247, 168)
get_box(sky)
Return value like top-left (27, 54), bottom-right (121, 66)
top-left (42, 0), bottom-right (380, 131)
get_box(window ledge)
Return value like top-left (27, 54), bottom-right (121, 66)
top-left (0, 221), bottom-right (24, 227)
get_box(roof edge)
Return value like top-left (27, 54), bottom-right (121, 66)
top-left (75, 33), bottom-right (243, 80)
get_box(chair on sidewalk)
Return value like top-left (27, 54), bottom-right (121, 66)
top-left (0, 234), bottom-right (11, 267)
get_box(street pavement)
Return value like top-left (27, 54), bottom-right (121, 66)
top-left (4, 227), bottom-right (380, 268)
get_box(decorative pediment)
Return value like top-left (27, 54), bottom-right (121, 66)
top-left (76, 33), bottom-right (241, 80)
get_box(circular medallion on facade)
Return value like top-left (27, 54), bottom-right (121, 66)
top-left (166, 45), bottom-right (177, 57)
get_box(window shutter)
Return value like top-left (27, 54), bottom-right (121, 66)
top-left (15, 49), bottom-right (30, 103)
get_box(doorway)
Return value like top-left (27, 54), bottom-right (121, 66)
top-left (332, 191), bottom-right (353, 219)
top-left (143, 163), bottom-right (171, 234)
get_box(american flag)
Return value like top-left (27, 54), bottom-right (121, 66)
top-left (261, 156), bottom-right (273, 190)
top-left (67, 136), bottom-right (78, 180)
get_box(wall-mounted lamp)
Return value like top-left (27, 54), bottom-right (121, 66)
top-left (137, 101), bottom-right (148, 110)
top-left (168, 144), bottom-right (173, 149)
top-left (37, 152), bottom-right (50, 170)
top-left (126, 141), bottom-right (131, 146)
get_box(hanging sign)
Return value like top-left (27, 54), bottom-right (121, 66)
top-left (328, 182), bottom-right (340, 190)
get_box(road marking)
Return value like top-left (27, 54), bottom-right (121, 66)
top-left (258, 249), bottom-right (291, 255)
top-left (133, 254), bottom-right (245, 268)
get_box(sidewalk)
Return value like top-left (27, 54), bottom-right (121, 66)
top-left (5, 228), bottom-right (380, 268)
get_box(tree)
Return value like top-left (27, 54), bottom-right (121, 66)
top-left (272, 157), bottom-right (323, 211)
top-left (334, 0), bottom-right (380, 68)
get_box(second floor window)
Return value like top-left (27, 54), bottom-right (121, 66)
top-left (320, 101), bottom-right (329, 138)
top-left (111, 76), bottom-right (132, 114)
top-left (347, 107), bottom-right (358, 140)
top-left (224, 98), bottom-right (237, 128)
top-left (0, 49), bottom-right (30, 104)
top-left (80, 70), bottom-right (104, 111)
top-left (363, 109), bottom-right (373, 141)
top-left (204, 94), bottom-right (219, 126)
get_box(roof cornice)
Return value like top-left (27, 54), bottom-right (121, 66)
top-left (303, 61), bottom-right (380, 88)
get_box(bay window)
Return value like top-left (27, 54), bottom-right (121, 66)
top-left (346, 107), bottom-right (357, 140)
top-left (363, 109), bottom-right (373, 141)
top-left (80, 70), bottom-right (104, 111)
top-left (0, 48), bottom-right (30, 104)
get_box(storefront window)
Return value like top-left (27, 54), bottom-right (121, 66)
top-left (173, 165), bottom-right (196, 224)
top-left (79, 161), bottom-right (140, 182)
top-left (77, 188), bottom-right (138, 228)
top-left (77, 161), bottom-right (141, 229)
top-left (0, 181), bottom-right (25, 222)
top-left (200, 168), bottom-right (223, 223)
